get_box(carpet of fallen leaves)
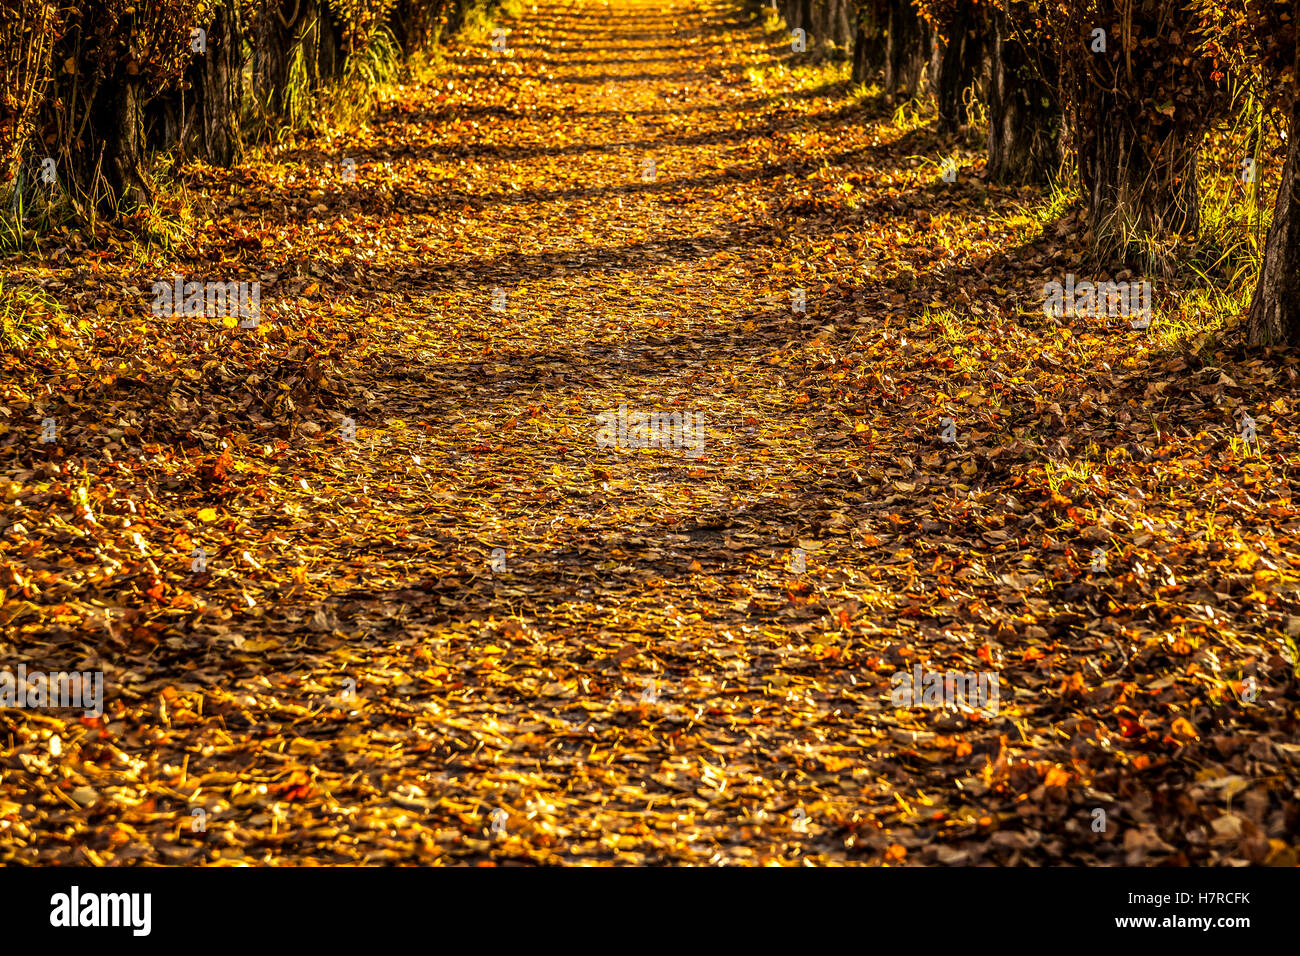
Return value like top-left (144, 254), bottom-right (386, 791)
top-left (2, 0), bottom-right (1299, 866)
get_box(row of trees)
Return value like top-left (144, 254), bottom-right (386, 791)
top-left (771, 0), bottom-right (1299, 347)
top-left (769, 0), bottom-right (859, 49)
top-left (0, 0), bottom-right (498, 216)
top-left (2, 1), bottom-right (1296, 344)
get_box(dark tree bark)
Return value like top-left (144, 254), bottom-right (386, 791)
top-left (148, 0), bottom-right (245, 166)
top-left (852, 19), bottom-right (881, 81)
top-left (390, 0), bottom-right (412, 56)
top-left (851, 0), bottom-right (885, 82)
top-left (297, 0), bottom-right (325, 91)
top-left (1058, 0), bottom-right (1226, 263)
top-left (799, 0), bottom-right (814, 35)
top-left (832, 0), bottom-right (853, 47)
top-left (927, 26), bottom-right (943, 98)
top-left (44, 5), bottom-right (171, 214)
top-left (90, 78), bottom-right (151, 209)
top-left (936, 0), bottom-right (986, 132)
top-left (319, 1), bottom-right (350, 82)
top-left (985, 6), bottom-right (1059, 183)
top-left (1075, 96), bottom-right (1203, 250)
top-left (254, 0), bottom-right (308, 121)
top-left (1247, 95), bottom-right (1300, 345)
top-left (852, 21), bottom-right (871, 80)
top-left (884, 0), bottom-right (928, 103)
top-left (251, 0), bottom-right (348, 127)
top-left (195, 1), bottom-right (245, 166)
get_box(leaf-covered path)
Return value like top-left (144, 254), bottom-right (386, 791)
top-left (4, 0), bottom-right (1298, 865)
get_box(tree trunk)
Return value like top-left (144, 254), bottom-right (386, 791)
top-left (936, 0), bottom-right (985, 132)
top-left (390, 0), bottom-right (418, 57)
top-left (447, 0), bottom-right (463, 34)
top-left (1247, 95), bottom-right (1300, 345)
top-left (197, 1), bottom-right (244, 165)
top-left (319, 2), bottom-right (346, 81)
top-left (90, 78), bottom-right (150, 210)
top-left (927, 28), bottom-right (943, 98)
top-left (985, 7), bottom-right (1059, 183)
top-left (852, 19), bottom-right (880, 81)
top-left (838, 0), bottom-right (853, 47)
top-left (851, 1), bottom-right (885, 83)
top-left (1075, 97), bottom-right (1203, 259)
top-left (296, 0), bottom-right (325, 91)
top-left (254, 0), bottom-right (305, 121)
top-left (884, 0), bottom-right (927, 103)
top-left (148, 0), bottom-right (244, 166)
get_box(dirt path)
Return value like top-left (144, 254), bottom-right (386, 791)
top-left (3, 0), bottom-right (1294, 866)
